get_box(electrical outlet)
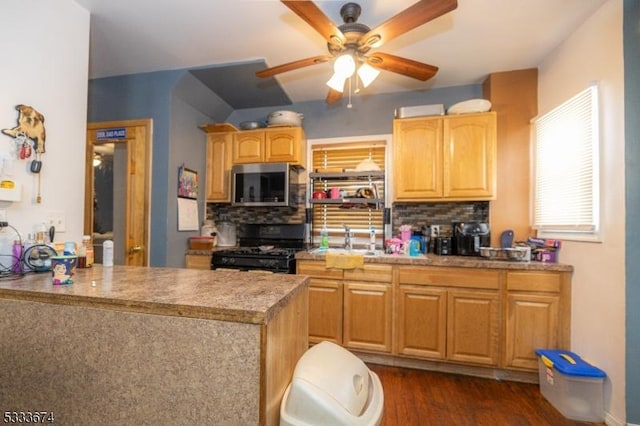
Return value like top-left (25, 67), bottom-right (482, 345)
top-left (46, 211), bottom-right (66, 233)
top-left (431, 225), bottom-right (440, 238)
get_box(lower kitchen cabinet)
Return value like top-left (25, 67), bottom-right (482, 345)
top-left (396, 286), bottom-right (447, 359)
top-left (297, 259), bottom-right (571, 375)
top-left (185, 254), bottom-right (212, 270)
top-left (307, 277), bottom-right (343, 345)
top-left (447, 289), bottom-right (500, 365)
top-left (343, 281), bottom-right (392, 353)
top-left (297, 261), bottom-right (344, 345)
top-left (298, 261), bottom-right (392, 353)
top-left (505, 271), bottom-right (569, 370)
top-left (396, 266), bottom-right (500, 366)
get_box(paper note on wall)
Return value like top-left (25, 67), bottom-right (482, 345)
top-left (177, 197), bottom-right (199, 231)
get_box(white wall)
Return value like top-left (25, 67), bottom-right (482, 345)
top-left (538, 0), bottom-right (625, 424)
top-left (0, 1), bottom-right (89, 257)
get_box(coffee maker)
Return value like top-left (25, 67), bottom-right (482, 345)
top-left (452, 222), bottom-right (490, 256)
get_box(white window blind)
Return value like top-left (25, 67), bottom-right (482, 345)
top-left (532, 85), bottom-right (599, 236)
top-left (311, 142), bottom-right (386, 248)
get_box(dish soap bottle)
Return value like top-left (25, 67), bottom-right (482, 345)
top-left (369, 228), bottom-right (376, 251)
top-left (320, 227), bottom-right (329, 249)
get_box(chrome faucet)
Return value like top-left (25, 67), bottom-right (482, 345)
top-left (344, 224), bottom-right (354, 250)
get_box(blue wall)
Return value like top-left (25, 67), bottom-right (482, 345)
top-left (227, 85), bottom-right (482, 139)
top-left (624, 1), bottom-right (640, 422)
top-left (88, 70), bottom-right (182, 266)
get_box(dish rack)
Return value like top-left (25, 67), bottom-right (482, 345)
top-left (480, 246), bottom-right (531, 262)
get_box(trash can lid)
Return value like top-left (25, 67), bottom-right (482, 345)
top-left (292, 341), bottom-right (371, 416)
top-left (535, 349), bottom-right (606, 378)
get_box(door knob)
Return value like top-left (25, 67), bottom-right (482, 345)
top-left (129, 245), bottom-right (143, 254)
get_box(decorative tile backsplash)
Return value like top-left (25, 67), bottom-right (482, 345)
top-left (207, 184), bottom-right (489, 236)
top-left (391, 201), bottom-right (490, 236)
top-left (207, 184), bottom-right (307, 225)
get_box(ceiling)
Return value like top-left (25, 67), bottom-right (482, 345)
top-left (73, 0), bottom-right (607, 109)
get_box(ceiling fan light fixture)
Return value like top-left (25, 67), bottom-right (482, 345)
top-left (357, 63), bottom-right (380, 88)
top-left (333, 53), bottom-right (356, 77)
top-left (326, 73), bottom-right (347, 92)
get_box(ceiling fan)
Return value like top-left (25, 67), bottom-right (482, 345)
top-left (256, 0), bottom-right (458, 104)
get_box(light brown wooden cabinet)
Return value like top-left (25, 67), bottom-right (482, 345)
top-left (232, 127), bottom-right (306, 167)
top-left (297, 259), bottom-right (570, 375)
top-left (298, 261), bottom-right (392, 353)
top-left (204, 132), bottom-right (232, 202)
top-left (505, 271), bottom-right (570, 370)
top-left (343, 264), bottom-right (393, 353)
top-left (297, 261), bottom-right (344, 345)
top-left (393, 112), bottom-right (497, 201)
top-left (185, 253), bottom-right (212, 270)
top-left (396, 266), bottom-right (500, 366)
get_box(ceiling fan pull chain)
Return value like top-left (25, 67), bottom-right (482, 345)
top-left (347, 76), bottom-right (353, 109)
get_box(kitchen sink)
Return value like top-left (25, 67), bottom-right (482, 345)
top-left (309, 247), bottom-right (383, 257)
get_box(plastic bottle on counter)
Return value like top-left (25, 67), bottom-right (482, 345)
top-left (83, 235), bottom-right (94, 267)
top-left (369, 228), bottom-right (376, 251)
top-left (63, 241), bottom-right (76, 255)
top-left (103, 240), bottom-right (114, 267)
top-left (320, 227), bottom-right (329, 249)
top-left (77, 241), bottom-right (87, 268)
top-left (12, 240), bottom-right (23, 274)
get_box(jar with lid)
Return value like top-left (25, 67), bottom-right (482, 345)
top-left (82, 235), bottom-right (94, 267)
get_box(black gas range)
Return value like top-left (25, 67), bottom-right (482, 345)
top-left (211, 224), bottom-right (306, 274)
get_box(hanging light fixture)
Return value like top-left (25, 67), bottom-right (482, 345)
top-left (326, 51), bottom-right (380, 94)
top-left (357, 63), bottom-right (380, 88)
top-left (326, 53), bottom-right (356, 93)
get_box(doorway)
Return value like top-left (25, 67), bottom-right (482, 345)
top-left (85, 119), bottom-right (152, 266)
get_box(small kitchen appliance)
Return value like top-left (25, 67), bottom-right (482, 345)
top-left (434, 237), bottom-right (452, 255)
top-left (231, 163), bottom-right (298, 207)
top-left (452, 222), bottom-right (490, 256)
top-left (211, 223), bottom-right (305, 274)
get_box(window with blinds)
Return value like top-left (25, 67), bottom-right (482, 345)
top-left (310, 142), bottom-right (386, 248)
top-left (532, 84), bottom-right (599, 239)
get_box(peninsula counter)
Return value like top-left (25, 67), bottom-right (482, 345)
top-left (0, 265), bottom-right (309, 425)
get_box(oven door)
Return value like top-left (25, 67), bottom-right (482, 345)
top-left (211, 253), bottom-right (295, 274)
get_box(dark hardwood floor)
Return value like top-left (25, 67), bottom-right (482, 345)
top-left (368, 364), bottom-right (604, 426)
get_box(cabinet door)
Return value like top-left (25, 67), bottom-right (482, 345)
top-left (343, 281), bottom-right (392, 353)
top-left (396, 285), bottom-right (446, 359)
top-left (185, 254), bottom-right (211, 270)
top-left (308, 278), bottom-right (343, 345)
top-left (206, 133), bottom-right (232, 201)
top-left (233, 131), bottom-right (264, 163)
top-left (393, 118), bottom-right (443, 200)
top-left (265, 128), bottom-right (303, 165)
top-left (505, 293), bottom-right (559, 370)
top-left (447, 290), bottom-right (500, 366)
top-left (443, 113), bottom-right (496, 199)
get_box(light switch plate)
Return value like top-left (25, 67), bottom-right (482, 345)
top-left (46, 211), bottom-right (66, 233)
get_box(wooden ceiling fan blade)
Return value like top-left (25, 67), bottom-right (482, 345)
top-left (366, 52), bottom-right (438, 81)
top-left (326, 88), bottom-right (343, 104)
top-left (359, 0), bottom-right (457, 50)
top-left (256, 55), bottom-right (333, 78)
top-left (282, 0), bottom-right (346, 48)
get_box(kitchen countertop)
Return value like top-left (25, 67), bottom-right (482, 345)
top-left (0, 265), bottom-right (308, 324)
top-left (296, 250), bottom-right (573, 272)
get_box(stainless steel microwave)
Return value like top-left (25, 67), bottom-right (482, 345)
top-left (231, 163), bottom-right (298, 207)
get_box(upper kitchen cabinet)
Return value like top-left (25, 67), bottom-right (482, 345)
top-left (232, 127), bottom-right (306, 168)
top-left (393, 112), bottom-right (497, 202)
top-left (200, 126), bottom-right (233, 202)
